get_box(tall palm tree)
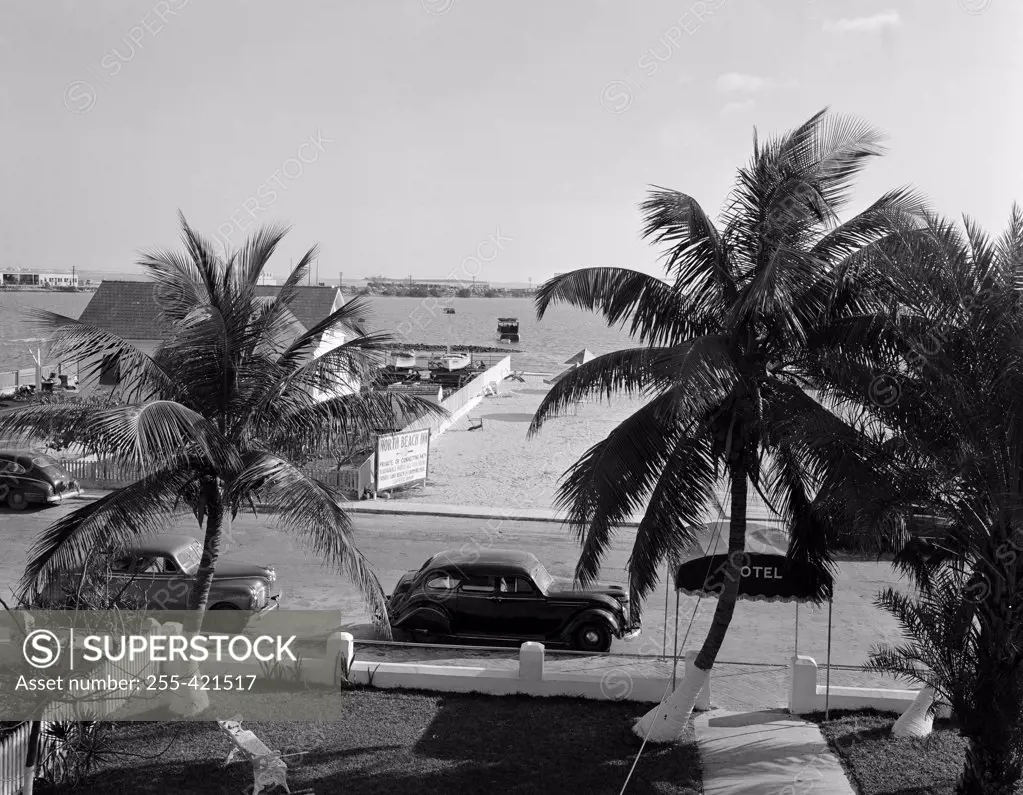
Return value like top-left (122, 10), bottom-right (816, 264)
top-left (528, 110), bottom-right (928, 741)
top-left (826, 208), bottom-right (1023, 794)
top-left (0, 215), bottom-right (444, 655)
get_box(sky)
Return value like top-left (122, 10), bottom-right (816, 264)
top-left (1, 0), bottom-right (1020, 286)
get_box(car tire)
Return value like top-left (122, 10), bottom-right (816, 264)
top-left (207, 603), bottom-right (248, 634)
top-left (6, 491), bottom-right (28, 511)
top-left (411, 628), bottom-right (443, 645)
top-left (573, 621), bottom-right (612, 653)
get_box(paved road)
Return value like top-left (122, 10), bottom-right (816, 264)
top-left (0, 498), bottom-right (908, 697)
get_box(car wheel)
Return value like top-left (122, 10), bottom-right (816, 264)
top-left (206, 603), bottom-right (248, 634)
top-left (411, 628), bottom-right (443, 645)
top-left (573, 622), bottom-right (612, 653)
top-left (6, 491), bottom-right (28, 511)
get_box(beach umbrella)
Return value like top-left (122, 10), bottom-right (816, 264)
top-left (543, 366), bottom-right (575, 386)
top-left (544, 350), bottom-right (596, 385)
top-left (563, 349), bottom-right (595, 366)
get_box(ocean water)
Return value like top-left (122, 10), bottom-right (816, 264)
top-left (0, 292), bottom-right (638, 375)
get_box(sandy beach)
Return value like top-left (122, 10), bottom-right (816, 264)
top-left (406, 378), bottom-right (775, 519)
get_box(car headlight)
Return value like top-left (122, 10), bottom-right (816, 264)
top-left (267, 567), bottom-right (276, 585)
top-left (249, 583), bottom-right (266, 608)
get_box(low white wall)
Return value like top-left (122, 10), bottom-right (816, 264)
top-left (788, 655), bottom-right (951, 717)
top-left (402, 356), bottom-right (511, 441)
top-left (346, 660), bottom-right (670, 703)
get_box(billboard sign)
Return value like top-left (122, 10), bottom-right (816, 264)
top-left (375, 429), bottom-right (431, 491)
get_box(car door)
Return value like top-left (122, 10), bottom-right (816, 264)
top-left (138, 555), bottom-right (193, 609)
top-left (491, 576), bottom-right (549, 637)
top-left (105, 553), bottom-right (157, 607)
top-left (0, 456), bottom-right (24, 498)
top-left (453, 574), bottom-right (498, 635)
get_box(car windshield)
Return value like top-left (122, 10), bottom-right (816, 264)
top-left (532, 564), bottom-right (553, 595)
top-left (176, 542), bottom-right (202, 575)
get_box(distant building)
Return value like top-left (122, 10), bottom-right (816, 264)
top-left (0, 269), bottom-right (79, 287)
top-left (257, 273), bottom-right (277, 285)
top-left (76, 281), bottom-right (354, 399)
top-left (370, 277), bottom-right (490, 290)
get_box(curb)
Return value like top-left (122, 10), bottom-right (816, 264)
top-left (68, 491), bottom-right (640, 526)
top-left (343, 503), bottom-right (642, 526)
top-left (69, 492), bottom-right (780, 527)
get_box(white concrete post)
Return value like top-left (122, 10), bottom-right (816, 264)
top-left (683, 650), bottom-right (712, 710)
top-left (329, 631), bottom-right (355, 685)
top-left (789, 655), bottom-right (819, 714)
top-left (159, 621), bottom-right (209, 717)
top-left (892, 686), bottom-right (935, 737)
top-left (519, 642), bottom-right (544, 682)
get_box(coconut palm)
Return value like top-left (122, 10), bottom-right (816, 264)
top-left (528, 109), bottom-right (930, 742)
top-left (828, 207), bottom-right (1023, 794)
top-left (0, 214), bottom-right (445, 637)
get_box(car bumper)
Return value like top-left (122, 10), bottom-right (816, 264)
top-left (620, 625), bottom-right (642, 641)
top-left (251, 594), bottom-right (281, 619)
top-left (45, 488), bottom-right (83, 504)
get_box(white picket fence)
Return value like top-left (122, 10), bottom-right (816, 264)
top-left (0, 722), bottom-right (32, 795)
top-left (0, 617), bottom-right (163, 793)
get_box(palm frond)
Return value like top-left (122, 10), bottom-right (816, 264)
top-left (227, 454), bottom-right (390, 635)
top-left (528, 337), bottom-right (735, 436)
top-left (19, 464), bottom-right (199, 599)
top-left (534, 267), bottom-right (707, 345)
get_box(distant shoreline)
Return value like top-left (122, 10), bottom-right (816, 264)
top-left (0, 287), bottom-right (97, 293)
top-left (390, 343), bottom-right (521, 354)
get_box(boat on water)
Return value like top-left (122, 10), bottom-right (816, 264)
top-left (443, 308), bottom-right (456, 314)
top-left (497, 317), bottom-right (520, 343)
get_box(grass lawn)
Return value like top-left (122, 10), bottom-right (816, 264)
top-left (60, 688), bottom-right (701, 794)
top-left (807, 709), bottom-right (1023, 794)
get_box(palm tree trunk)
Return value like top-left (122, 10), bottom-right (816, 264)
top-left (166, 478), bottom-right (224, 717)
top-left (632, 468), bottom-right (748, 742)
top-left (956, 611), bottom-right (1023, 792)
top-left (185, 479), bottom-right (225, 620)
top-left (21, 719), bottom-right (42, 795)
top-left (959, 741), bottom-right (1020, 795)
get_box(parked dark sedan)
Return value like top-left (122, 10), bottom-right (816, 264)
top-left (0, 451), bottom-right (83, 510)
top-left (386, 549), bottom-right (641, 652)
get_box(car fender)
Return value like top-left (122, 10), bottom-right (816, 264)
top-left (208, 581), bottom-right (260, 606)
top-left (390, 603), bottom-right (452, 634)
top-left (561, 608), bottom-right (620, 643)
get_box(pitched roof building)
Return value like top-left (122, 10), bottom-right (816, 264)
top-left (77, 280), bottom-right (353, 398)
top-left (79, 281), bottom-right (343, 341)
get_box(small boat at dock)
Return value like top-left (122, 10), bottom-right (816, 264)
top-left (392, 351), bottom-right (418, 369)
top-left (428, 352), bottom-right (471, 372)
top-left (443, 308), bottom-right (456, 314)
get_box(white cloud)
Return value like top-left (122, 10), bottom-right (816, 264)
top-left (823, 10), bottom-right (901, 33)
top-left (720, 99), bottom-right (755, 115)
top-left (716, 72), bottom-right (771, 92)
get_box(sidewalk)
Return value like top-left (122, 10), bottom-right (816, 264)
top-left (344, 500), bottom-right (643, 525)
top-left (71, 490), bottom-right (785, 527)
top-left (694, 710), bottom-right (854, 794)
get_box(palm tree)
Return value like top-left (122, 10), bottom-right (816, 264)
top-left (528, 110), bottom-right (929, 742)
top-left (0, 215), bottom-right (444, 708)
top-left (827, 208), bottom-right (1023, 794)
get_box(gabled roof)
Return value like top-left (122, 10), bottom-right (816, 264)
top-left (78, 280), bottom-right (342, 341)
